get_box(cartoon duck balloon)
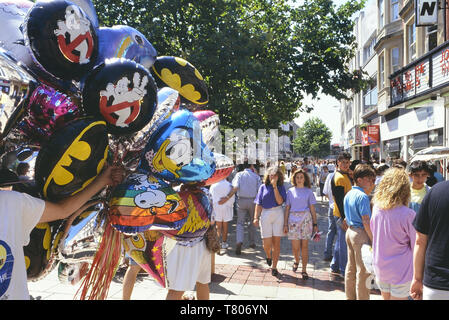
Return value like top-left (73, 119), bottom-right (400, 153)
top-left (139, 109), bottom-right (216, 183)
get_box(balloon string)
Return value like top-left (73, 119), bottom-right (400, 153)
top-left (74, 217), bottom-right (122, 300)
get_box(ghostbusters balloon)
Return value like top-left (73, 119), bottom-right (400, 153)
top-left (24, 0), bottom-right (99, 80)
top-left (82, 58), bottom-right (157, 136)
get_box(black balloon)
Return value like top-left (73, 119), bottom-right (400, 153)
top-left (82, 58), bottom-right (158, 136)
top-left (24, 0), bottom-right (98, 80)
top-left (151, 56), bottom-right (208, 106)
top-left (35, 117), bottom-right (109, 201)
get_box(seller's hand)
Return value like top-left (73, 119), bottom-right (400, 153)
top-left (97, 164), bottom-right (126, 187)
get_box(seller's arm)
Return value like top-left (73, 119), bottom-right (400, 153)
top-left (40, 165), bottom-right (124, 223)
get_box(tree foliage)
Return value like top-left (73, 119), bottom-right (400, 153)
top-left (93, 0), bottom-right (366, 129)
top-left (293, 117), bottom-right (332, 158)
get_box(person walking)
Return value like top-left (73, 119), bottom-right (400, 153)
top-left (122, 258), bottom-right (142, 300)
top-left (343, 164), bottom-right (376, 300)
top-left (283, 169), bottom-right (318, 280)
top-left (411, 180), bottom-right (449, 300)
top-left (253, 166), bottom-right (287, 277)
top-left (219, 162), bottom-right (261, 255)
top-left (330, 152), bottom-right (353, 276)
top-left (371, 168), bottom-right (416, 300)
top-left (285, 161), bottom-right (292, 178)
top-left (322, 170), bottom-right (336, 262)
top-left (210, 178), bottom-right (235, 251)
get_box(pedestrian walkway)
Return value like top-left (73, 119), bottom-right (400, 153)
top-left (28, 192), bottom-right (381, 300)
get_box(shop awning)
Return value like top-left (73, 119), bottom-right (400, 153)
top-left (410, 146), bottom-right (449, 162)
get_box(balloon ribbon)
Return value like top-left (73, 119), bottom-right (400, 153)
top-left (75, 217), bottom-right (122, 300)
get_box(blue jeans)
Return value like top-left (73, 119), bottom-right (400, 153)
top-left (324, 207), bottom-right (337, 259)
top-left (330, 219), bottom-right (347, 275)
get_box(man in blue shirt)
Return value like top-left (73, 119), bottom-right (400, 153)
top-left (343, 164), bottom-right (376, 300)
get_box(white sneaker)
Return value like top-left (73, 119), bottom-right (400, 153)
top-left (221, 242), bottom-right (229, 249)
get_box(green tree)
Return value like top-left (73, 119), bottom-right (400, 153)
top-left (293, 117), bottom-right (332, 158)
top-left (93, 0), bottom-right (366, 129)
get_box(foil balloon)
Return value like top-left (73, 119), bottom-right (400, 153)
top-left (23, 220), bottom-right (66, 280)
top-left (193, 110), bottom-right (220, 151)
top-left (82, 58), bottom-right (158, 136)
top-left (35, 117), bottom-right (109, 201)
top-left (67, 0), bottom-right (99, 29)
top-left (151, 56), bottom-right (208, 106)
top-left (109, 172), bottom-right (188, 234)
top-left (128, 87), bottom-right (181, 154)
top-left (17, 84), bottom-right (81, 144)
top-left (161, 189), bottom-right (211, 242)
top-left (96, 25), bottom-right (157, 71)
top-left (203, 153), bottom-right (234, 186)
top-left (0, 47), bottom-right (36, 141)
top-left (0, 0), bottom-right (34, 67)
top-left (139, 109), bottom-right (216, 183)
top-left (122, 231), bottom-right (165, 287)
top-left (23, 0), bottom-right (99, 80)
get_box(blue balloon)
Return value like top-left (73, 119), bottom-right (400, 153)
top-left (139, 109), bottom-right (216, 183)
top-left (96, 25), bottom-right (157, 71)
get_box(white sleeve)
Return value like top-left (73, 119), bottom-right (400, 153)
top-left (17, 192), bottom-right (46, 245)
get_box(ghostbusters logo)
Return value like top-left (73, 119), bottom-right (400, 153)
top-left (54, 5), bottom-right (94, 64)
top-left (99, 72), bottom-right (148, 128)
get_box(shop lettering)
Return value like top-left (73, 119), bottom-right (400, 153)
top-left (440, 49), bottom-right (449, 76)
top-left (403, 71), bottom-right (414, 92)
top-left (415, 63), bottom-right (425, 87)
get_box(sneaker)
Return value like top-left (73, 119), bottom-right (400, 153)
top-left (221, 242), bottom-right (229, 249)
top-left (235, 243), bottom-right (242, 255)
top-left (266, 258), bottom-right (272, 267)
top-left (271, 269), bottom-right (279, 277)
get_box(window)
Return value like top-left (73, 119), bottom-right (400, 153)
top-left (379, 54), bottom-right (385, 89)
top-left (391, 47), bottom-right (400, 73)
top-left (379, 0), bottom-right (384, 29)
top-left (363, 75), bottom-right (378, 113)
top-left (391, 0), bottom-right (399, 21)
top-left (426, 25), bottom-right (438, 52)
top-left (363, 37), bottom-right (377, 64)
top-left (408, 22), bottom-right (416, 62)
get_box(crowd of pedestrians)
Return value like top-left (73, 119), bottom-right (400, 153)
top-left (209, 153), bottom-right (449, 301)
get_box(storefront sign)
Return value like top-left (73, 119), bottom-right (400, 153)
top-left (416, 0), bottom-right (438, 26)
top-left (385, 138), bottom-right (400, 152)
top-left (348, 126), bottom-right (362, 146)
top-left (390, 40), bottom-right (449, 107)
top-left (361, 125), bottom-right (380, 146)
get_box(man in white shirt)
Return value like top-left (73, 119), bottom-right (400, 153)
top-left (0, 165), bottom-right (124, 300)
top-left (322, 171), bottom-right (337, 262)
top-left (210, 179), bottom-right (235, 250)
top-left (285, 162), bottom-right (292, 178)
top-left (219, 163), bottom-right (261, 255)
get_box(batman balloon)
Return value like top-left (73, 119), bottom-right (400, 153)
top-left (35, 118), bottom-right (109, 201)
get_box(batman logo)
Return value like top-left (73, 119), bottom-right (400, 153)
top-left (35, 118), bottom-right (109, 201)
top-left (151, 56), bottom-right (208, 106)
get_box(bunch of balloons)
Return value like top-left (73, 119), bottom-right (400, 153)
top-left (0, 0), bottom-right (234, 294)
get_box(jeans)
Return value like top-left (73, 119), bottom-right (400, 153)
top-left (330, 218), bottom-right (347, 275)
top-left (324, 207), bottom-right (337, 259)
top-left (236, 197), bottom-right (256, 245)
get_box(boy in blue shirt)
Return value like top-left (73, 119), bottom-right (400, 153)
top-left (343, 164), bottom-right (376, 300)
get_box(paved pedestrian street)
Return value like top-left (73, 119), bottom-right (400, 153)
top-left (27, 190), bottom-right (381, 301)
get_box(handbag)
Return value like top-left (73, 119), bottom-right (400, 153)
top-left (204, 225), bottom-right (221, 253)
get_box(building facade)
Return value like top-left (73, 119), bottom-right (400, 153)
top-left (341, 0), bottom-right (449, 169)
